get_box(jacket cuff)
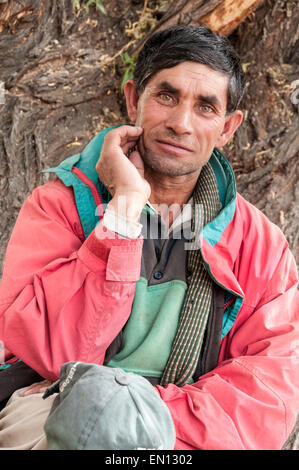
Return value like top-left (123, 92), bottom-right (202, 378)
top-left (77, 221), bottom-right (143, 281)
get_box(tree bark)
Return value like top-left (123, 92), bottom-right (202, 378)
top-left (199, 0), bottom-right (264, 35)
top-left (131, 0), bottom-right (264, 55)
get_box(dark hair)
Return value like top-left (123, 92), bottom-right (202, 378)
top-left (134, 25), bottom-right (246, 114)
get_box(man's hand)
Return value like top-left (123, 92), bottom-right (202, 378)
top-left (96, 125), bottom-right (151, 222)
top-left (19, 379), bottom-right (52, 397)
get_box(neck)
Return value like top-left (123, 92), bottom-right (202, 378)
top-left (145, 168), bottom-right (200, 226)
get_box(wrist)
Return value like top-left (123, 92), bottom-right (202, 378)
top-left (107, 191), bottom-right (147, 222)
top-left (103, 209), bottom-right (143, 239)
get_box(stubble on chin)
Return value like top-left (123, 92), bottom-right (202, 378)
top-left (136, 131), bottom-right (203, 177)
top-left (139, 142), bottom-right (199, 178)
top-left (144, 150), bottom-right (195, 177)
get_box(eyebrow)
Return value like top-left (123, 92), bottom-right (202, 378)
top-left (157, 80), bottom-right (222, 109)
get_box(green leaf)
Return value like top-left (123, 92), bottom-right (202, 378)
top-left (96, 1), bottom-right (106, 14)
top-left (84, 0), bottom-right (92, 13)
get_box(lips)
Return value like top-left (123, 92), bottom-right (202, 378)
top-left (155, 139), bottom-right (193, 154)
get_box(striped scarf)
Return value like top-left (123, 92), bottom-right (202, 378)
top-left (160, 161), bottom-right (221, 386)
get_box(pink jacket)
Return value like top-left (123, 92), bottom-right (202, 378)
top-left (0, 177), bottom-right (298, 450)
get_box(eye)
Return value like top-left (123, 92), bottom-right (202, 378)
top-left (199, 104), bottom-right (214, 113)
top-left (157, 92), bottom-right (174, 103)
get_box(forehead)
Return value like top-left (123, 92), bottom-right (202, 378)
top-left (144, 61), bottom-right (229, 105)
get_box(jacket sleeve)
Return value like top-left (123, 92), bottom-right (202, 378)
top-left (0, 179), bottom-right (143, 381)
top-left (156, 244), bottom-right (299, 450)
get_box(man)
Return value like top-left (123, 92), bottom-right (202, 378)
top-left (0, 25), bottom-right (298, 450)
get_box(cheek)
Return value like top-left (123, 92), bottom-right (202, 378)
top-left (136, 100), bottom-right (170, 128)
top-left (195, 119), bottom-right (224, 143)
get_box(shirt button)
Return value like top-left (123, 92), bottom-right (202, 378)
top-left (115, 373), bottom-right (130, 386)
top-left (153, 271), bottom-right (163, 280)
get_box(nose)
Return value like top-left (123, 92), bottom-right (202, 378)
top-left (165, 103), bottom-right (193, 135)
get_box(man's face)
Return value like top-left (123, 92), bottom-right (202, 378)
top-left (125, 61), bottom-right (241, 178)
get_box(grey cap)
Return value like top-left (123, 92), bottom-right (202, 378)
top-left (43, 361), bottom-right (176, 450)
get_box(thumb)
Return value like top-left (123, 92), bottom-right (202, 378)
top-left (128, 150), bottom-right (145, 178)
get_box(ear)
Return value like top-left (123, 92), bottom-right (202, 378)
top-left (215, 110), bottom-right (243, 148)
top-left (123, 79), bottom-right (140, 124)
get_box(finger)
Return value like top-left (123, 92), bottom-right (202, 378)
top-left (20, 386), bottom-right (38, 397)
top-left (21, 385), bottom-right (47, 396)
top-left (105, 124), bottom-right (141, 141)
top-left (122, 141), bottom-right (138, 155)
top-left (20, 380), bottom-right (51, 396)
top-left (118, 125), bottom-right (143, 137)
top-left (128, 150), bottom-right (145, 177)
top-left (136, 131), bottom-right (146, 157)
top-left (117, 126), bottom-right (143, 147)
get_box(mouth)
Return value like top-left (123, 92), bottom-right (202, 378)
top-left (155, 139), bottom-right (193, 155)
